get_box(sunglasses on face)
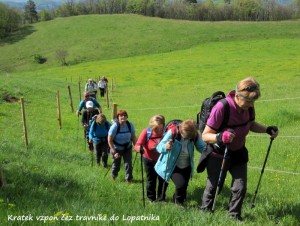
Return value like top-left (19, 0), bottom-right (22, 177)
top-left (119, 114), bottom-right (127, 117)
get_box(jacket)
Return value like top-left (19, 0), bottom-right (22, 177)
top-left (154, 130), bottom-right (205, 182)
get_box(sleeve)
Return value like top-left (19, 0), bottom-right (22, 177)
top-left (89, 121), bottom-right (95, 139)
top-left (206, 101), bottom-right (226, 131)
top-left (130, 122), bottom-right (136, 135)
top-left (194, 133), bottom-right (206, 153)
top-left (108, 123), bottom-right (117, 137)
top-left (92, 98), bottom-right (101, 108)
top-left (156, 130), bottom-right (172, 154)
top-left (135, 129), bottom-right (147, 151)
top-left (78, 101), bottom-right (84, 111)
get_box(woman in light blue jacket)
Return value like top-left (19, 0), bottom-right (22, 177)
top-left (155, 119), bottom-right (205, 205)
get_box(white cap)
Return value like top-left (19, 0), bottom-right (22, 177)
top-left (86, 101), bottom-right (93, 108)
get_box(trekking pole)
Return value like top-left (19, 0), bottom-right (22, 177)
top-left (77, 115), bottom-right (79, 149)
top-left (132, 151), bottom-right (138, 172)
top-left (212, 144), bottom-right (229, 212)
top-left (91, 150), bottom-right (94, 167)
top-left (140, 146), bottom-right (145, 208)
top-left (104, 148), bottom-right (112, 178)
top-left (251, 138), bottom-right (274, 208)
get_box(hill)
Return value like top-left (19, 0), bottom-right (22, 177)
top-left (1, 14), bottom-right (300, 73)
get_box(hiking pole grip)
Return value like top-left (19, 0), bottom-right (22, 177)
top-left (251, 138), bottom-right (274, 208)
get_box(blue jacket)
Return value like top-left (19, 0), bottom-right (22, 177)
top-left (89, 120), bottom-right (111, 143)
top-left (78, 98), bottom-right (101, 112)
top-left (155, 130), bottom-right (205, 182)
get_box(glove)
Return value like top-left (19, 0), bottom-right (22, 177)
top-left (266, 126), bottom-right (278, 136)
top-left (216, 131), bottom-right (234, 144)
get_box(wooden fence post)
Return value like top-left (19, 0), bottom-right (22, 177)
top-left (106, 86), bottom-right (109, 109)
top-left (78, 81), bottom-right (81, 102)
top-left (0, 165), bottom-right (6, 188)
top-left (112, 103), bottom-right (118, 121)
top-left (68, 85), bottom-right (74, 112)
top-left (56, 90), bottom-right (62, 129)
top-left (20, 97), bottom-right (28, 148)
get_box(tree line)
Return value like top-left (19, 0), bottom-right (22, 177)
top-left (1, 0), bottom-right (300, 39)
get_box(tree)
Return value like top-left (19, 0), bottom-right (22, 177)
top-left (0, 3), bottom-right (22, 38)
top-left (56, 49), bottom-right (69, 66)
top-left (24, 0), bottom-right (38, 23)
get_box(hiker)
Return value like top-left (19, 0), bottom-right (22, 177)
top-left (98, 76), bottom-right (108, 98)
top-left (199, 77), bottom-right (279, 221)
top-left (135, 115), bottom-right (168, 202)
top-left (108, 109), bottom-right (137, 183)
top-left (155, 119), bottom-right (205, 206)
top-left (89, 113), bottom-right (111, 167)
top-left (81, 101), bottom-right (99, 151)
top-left (76, 92), bottom-right (101, 116)
top-left (84, 78), bottom-right (98, 97)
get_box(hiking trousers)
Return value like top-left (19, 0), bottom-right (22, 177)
top-left (201, 155), bottom-right (247, 218)
top-left (93, 141), bottom-right (109, 166)
top-left (111, 148), bottom-right (132, 181)
top-left (143, 157), bottom-right (168, 202)
top-left (171, 166), bottom-right (191, 205)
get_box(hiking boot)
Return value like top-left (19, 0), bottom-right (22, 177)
top-left (229, 215), bottom-right (243, 222)
top-left (125, 179), bottom-right (132, 184)
top-left (111, 175), bottom-right (116, 181)
top-left (102, 163), bottom-right (108, 168)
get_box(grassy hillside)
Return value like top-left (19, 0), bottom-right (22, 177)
top-left (0, 15), bottom-right (299, 225)
top-left (1, 14), bottom-right (300, 72)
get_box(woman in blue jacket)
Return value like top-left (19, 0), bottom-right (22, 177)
top-left (155, 119), bottom-right (206, 205)
top-left (89, 113), bottom-right (111, 167)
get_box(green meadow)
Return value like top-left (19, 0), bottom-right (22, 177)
top-left (0, 15), bottom-right (299, 225)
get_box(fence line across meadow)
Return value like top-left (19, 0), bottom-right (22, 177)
top-left (248, 166), bottom-right (300, 175)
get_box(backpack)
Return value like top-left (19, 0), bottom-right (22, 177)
top-left (163, 120), bottom-right (182, 141)
top-left (197, 91), bottom-right (229, 134)
top-left (113, 121), bottom-right (132, 148)
top-left (91, 115), bottom-right (109, 133)
top-left (196, 91), bottom-right (255, 134)
top-left (116, 121), bottom-right (131, 134)
top-left (145, 126), bottom-right (164, 143)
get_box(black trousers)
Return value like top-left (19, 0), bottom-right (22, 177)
top-left (143, 157), bottom-right (168, 201)
top-left (99, 88), bottom-right (105, 97)
top-left (171, 165), bottom-right (191, 204)
top-left (93, 141), bottom-right (109, 166)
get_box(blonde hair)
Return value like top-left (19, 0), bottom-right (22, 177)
top-left (149, 115), bottom-right (165, 131)
top-left (179, 119), bottom-right (198, 140)
top-left (236, 77), bottom-right (261, 100)
top-left (96, 113), bottom-right (107, 124)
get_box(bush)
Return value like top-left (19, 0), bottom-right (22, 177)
top-left (33, 54), bottom-right (47, 64)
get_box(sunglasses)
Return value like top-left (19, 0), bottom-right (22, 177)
top-left (241, 85), bottom-right (259, 92)
top-left (119, 114), bottom-right (127, 117)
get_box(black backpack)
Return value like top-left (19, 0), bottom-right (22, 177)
top-left (197, 91), bottom-right (229, 134)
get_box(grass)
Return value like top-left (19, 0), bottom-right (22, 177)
top-left (0, 15), bottom-right (300, 225)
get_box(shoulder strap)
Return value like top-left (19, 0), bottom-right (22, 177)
top-left (105, 121), bottom-right (109, 131)
top-left (126, 121), bottom-right (131, 133)
top-left (116, 121), bottom-right (131, 134)
top-left (218, 98), bottom-right (230, 132)
top-left (146, 127), bottom-right (152, 142)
